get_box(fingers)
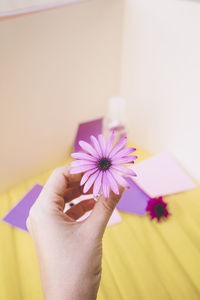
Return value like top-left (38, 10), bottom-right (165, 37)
top-left (65, 199), bottom-right (96, 220)
top-left (63, 186), bottom-right (82, 203)
top-left (44, 166), bottom-right (82, 196)
top-left (39, 166), bottom-right (95, 214)
top-left (67, 172), bottom-right (82, 188)
top-left (63, 184), bottom-right (94, 203)
top-left (86, 186), bottom-right (124, 236)
top-left (43, 166), bottom-right (70, 198)
top-left (27, 166), bottom-right (93, 229)
top-left (44, 166), bottom-right (91, 196)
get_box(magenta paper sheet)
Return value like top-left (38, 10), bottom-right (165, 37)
top-left (74, 118), bottom-right (103, 152)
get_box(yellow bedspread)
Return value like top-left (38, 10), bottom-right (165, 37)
top-left (0, 147), bottom-right (200, 300)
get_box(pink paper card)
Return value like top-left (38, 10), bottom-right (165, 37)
top-left (131, 151), bottom-right (196, 198)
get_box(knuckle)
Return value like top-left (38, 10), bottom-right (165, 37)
top-left (52, 167), bottom-right (62, 176)
top-left (52, 166), bottom-right (67, 176)
top-left (101, 198), bottom-right (115, 214)
top-left (93, 265), bottom-right (102, 279)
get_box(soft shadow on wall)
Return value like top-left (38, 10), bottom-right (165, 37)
top-left (0, 0), bottom-right (124, 191)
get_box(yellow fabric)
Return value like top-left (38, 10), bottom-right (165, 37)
top-left (0, 148), bottom-right (200, 300)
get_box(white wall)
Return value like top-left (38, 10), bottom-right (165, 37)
top-left (121, 0), bottom-right (200, 181)
top-left (0, 0), bottom-right (124, 191)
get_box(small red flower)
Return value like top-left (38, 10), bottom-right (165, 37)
top-left (146, 197), bottom-right (169, 222)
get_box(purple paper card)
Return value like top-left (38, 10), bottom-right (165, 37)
top-left (2, 184), bottom-right (43, 232)
top-left (117, 177), bottom-right (150, 216)
top-left (74, 118), bottom-right (103, 152)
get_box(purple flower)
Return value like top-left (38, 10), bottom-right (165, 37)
top-left (70, 131), bottom-right (137, 199)
top-left (146, 197), bottom-right (170, 222)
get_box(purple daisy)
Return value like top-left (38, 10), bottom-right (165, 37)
top-left (70, 131), bottom-right (137, 199)
top-left (146, 197), bottom-right (169, 222)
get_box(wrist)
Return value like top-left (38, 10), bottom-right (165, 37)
top-left (44, 286), bottom-right (98, 300)
top-left (43, 273), bottom-right (100, 300)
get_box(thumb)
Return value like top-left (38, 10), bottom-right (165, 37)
top-left (86, 186), bottom-right (124, 236)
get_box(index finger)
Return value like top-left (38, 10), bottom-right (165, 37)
top-left (43, 166), bottom-right (93, 205)
top-left (43, 166), bottom-right (82, 196)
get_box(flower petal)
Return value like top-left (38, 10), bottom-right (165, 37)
top-left (83, 170), bottom-right (100, 193)
top-left (98, 134), bottom-right (106, 157)
top-left (90, 136), bottom-right (102, 157)
top-left (106, 170), bottom-right (119, 195)
top-left (70, 165), bottom-right (95, 174)
top-left (108, 136), bottom-right (127, 158)
top-left (71, 152), bottom-right (97, 162)
top-left (111, 165), bottom-right (137, 176)
top-left (109, 169), bottom-right (130, 189)
top-left (113, 147), bottom-right (136, 159)
top-left (102, 172), bottom-right (110, 199)
top-left (80, 168), bottom-right (98, 186)
top-left (79, 140), bottom-right (99, 158)
top-left (93, 171), bottom-right (103, 196)
top-left (112, 155), bottom-right (137, 165)
top-left (105, 131), bottom-right (115, 157)
top-left (70, 160), bottom-right (96, 168)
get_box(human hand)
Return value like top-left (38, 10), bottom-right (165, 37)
top-left (27, 166), bottom-right (124, 300)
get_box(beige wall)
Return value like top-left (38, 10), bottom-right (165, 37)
top-left (121, 0), bottom-right (200, 181)
top-left (0, 0), bottom-right (124, 191)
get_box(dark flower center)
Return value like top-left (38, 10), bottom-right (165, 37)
top-left (98, 158), bottom-right (111, 171)
top-left (154, 203), bottom-right (165, 217)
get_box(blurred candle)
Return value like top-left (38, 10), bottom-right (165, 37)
top-left (104, 97), bottom-right (128, 141)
